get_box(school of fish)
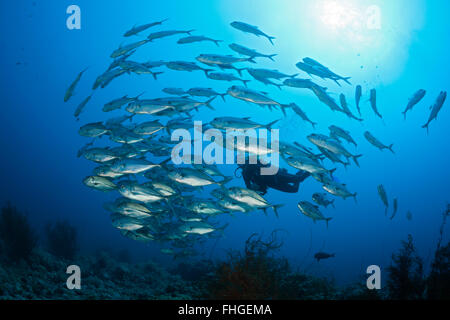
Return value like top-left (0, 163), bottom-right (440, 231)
top-left (64, 18), bottom-right (446, 257)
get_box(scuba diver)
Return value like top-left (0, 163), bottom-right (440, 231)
top-left (235, 162), bottom-right (310, 195)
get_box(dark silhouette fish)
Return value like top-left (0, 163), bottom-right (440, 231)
top-left (230, 21), bottom-right (276, 45)
top-left (402, 89), bottom-right (426, 120)
top-left (123, 19), bottom-right (168, 37)
top-left (355, 85), bottom-right (362, 116)
top-left (314, 252), bottom-right (335, 261)
top-left (364, 131), bottom-right (394, 154)
top-left (64, 67), bottom-right (88, 102)
top-left (377, 184), bottom-right (389, 215)
top-left (369, 89), bottom-right (383, 119)
top-left (390, 198), bottom-right (398, 220)
top-left (422, 91), bottom-right (446, 133)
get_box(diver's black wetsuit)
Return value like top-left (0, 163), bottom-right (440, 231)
top-left (238, 163), bottom-right (310, 195)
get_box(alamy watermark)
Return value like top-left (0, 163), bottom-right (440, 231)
top-left (66, 265), bottom-right (81, 290)
top-left (66, 5), bottom-right (81, 30)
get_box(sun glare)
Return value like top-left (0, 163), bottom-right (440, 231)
top-left (319, 1), bottom-right (361, 31)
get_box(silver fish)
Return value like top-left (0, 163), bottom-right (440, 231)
top-left (78, 122), bottom-right (108, 138)
top-left (64, 68), bottom-right (88, 102)
top-left (207, 72), bottom-right (250, 87)
top-left (83, 176), bottom-right (117, 191)
top-left (323, 180), bottom-right (357, 202)
top-left (329, 125), bottom-right (357, 147)
top-left (110, 40), bottom-right (149, 58)
top-left (422, 91), bottom-right (446, 133)
top-left (177, 35), bottom-right (222, 46)
top-left (307, 134), bottom-right (362, 166)
top-left (229, 43), bottom-right (276, 61)
top-left (147, 29), bottom-right (195, 41)
top-left (230, 21), bottom-right (275, 45)
top-left (247, 68), bottom-right (296, 80)
top-left (74, 94), bottom-right (93, 119)
top-left (124, 19), bottom-right (168, 37)
top-left (312, 192), bottom-right (335, 208)
top-left (297, 201), bottom-right (332, 227)
top-left (402, 89), bottom-right (426, 119)
top-left (364, 131), bottom-right (394, 153)
top-left (355, 85), bottom-right (362, 116)
top-left (290, 103), bottom-right (317, 128)
top-left (210, 116), bottom-right (278, 131)
top-left (377, 184), bottom-right (389, 215)
top-left (186, 87), bottom-right (227, 101)
top-left (369, 89), bottom-right (383, 119)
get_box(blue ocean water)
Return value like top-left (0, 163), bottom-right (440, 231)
top-left (0, 0), bottom-right (448, 287)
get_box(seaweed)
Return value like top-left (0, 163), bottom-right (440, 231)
top-left (0, 202), bottom-right (37, 262)
top-left (208, 231), bottom-right (286, 299)
top-left (45, 220), bottom-right (78, 260)
top-left (208, 230), bottom-right (337, 299)
top-left (426, 204), bottom-right (450, 299)
top-left (387, 234), bottom-right (425, 299)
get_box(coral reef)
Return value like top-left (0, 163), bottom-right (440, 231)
top-left (426, 204), bottom-right (450, 299)
top-left (427, 242), bottom-right (450, 299)
top-left (0, 249), bottom-right (200, 299)
top-left (0, 201), bottom-right (448, 300)
top-left (45, 220), bottom-right (78, 260)
top-left (0, 203), bottom-right (37, 262)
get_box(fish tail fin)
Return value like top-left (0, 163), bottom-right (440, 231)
top-left (247, 57), bottom-right (256, 64)
top-left (325, 217), bottom-right (332, 228)
top-left (159, 158), bottom-right (171, 167)
top-left (219, 93), bottom-right (227, 102)
top-left (265, 119), bottom-right (280, 129)
top-left (151, 72), bottom-right (163, 80)
top-left (203, 68), bottom-right (213, 76)
top-left (272, 204), bottom-right (283, 218)
top-left (214, 40), bottom-right (223, 47)
top-left (388, 144), bottom-right (395, 154)
top-left (352, 193), bottom-right (358, 204)
top-left (311, 122), bottom-right (318, 129)
top-left (343, 77), bottom-right (352, 85)
top-left (236, 68), bottom-right (245, 77)
top-left (402, 111), bottom-right (407, 120)
top-left (217, 223), bottom-right (229, 235)
top-left (186, 29), bottom-right (195, 35)
top-left (204, 96), bottom-right (216, 110)
top-left (267, 54), bottom-right (277, 61)
top-left (422, 123), bottom-right (429, 134)
top-left (242, 79), bottom-right (250, 87)
top-left (163, 198), bottom-right (176, 215)
top-left (290, 73), bottom-right (299, 78)
top-left (353, 154), bottom-right (363, 167)
top-left (280, 104), bottom-right (292, 116)
top-left (218, 176), bottom-right (232, 186)
top-left (133, 91), bottom-right (146, 100)
top-left (276, 83), bottom-right (283, 90)
top-left (329, 168), bottom-right (337, 177)
top-left (267, 36), bottom-right (276, 45)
